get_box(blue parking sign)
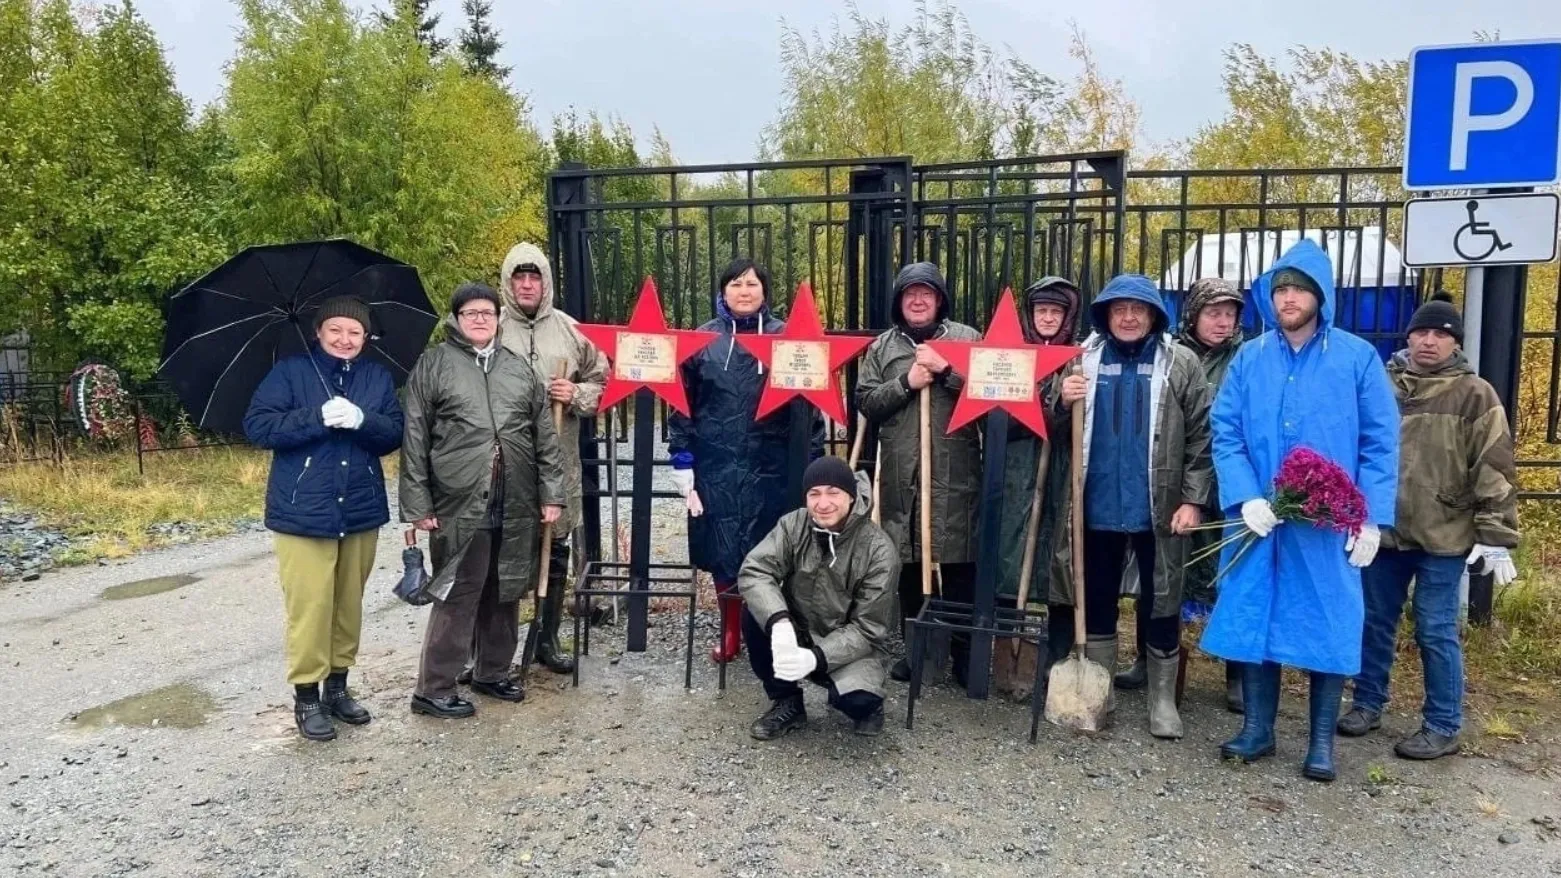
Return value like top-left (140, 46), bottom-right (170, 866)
top-left (1404, 41), bottom-right (1561, 190)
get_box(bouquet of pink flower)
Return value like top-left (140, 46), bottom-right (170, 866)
top-left (1187, 446), bottom-right (1368, 584)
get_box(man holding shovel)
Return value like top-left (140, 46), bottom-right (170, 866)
top-left (993, 276), bottom-right (1083, 698)
top-left (496, 243), bottom-right (608, 675)
top-left (856, 263), bottom-right (982, 685)
top-left (1049, 274), bottom-right (1213, 739)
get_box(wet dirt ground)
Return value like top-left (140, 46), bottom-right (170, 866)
top-left (2, 524), bottom-right (1559, 878)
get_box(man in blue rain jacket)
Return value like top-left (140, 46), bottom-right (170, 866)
top-left (1200, 239), bottom-right (1400, 783)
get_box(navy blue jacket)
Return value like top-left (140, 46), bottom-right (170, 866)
top-left (1084, 335), bottom-right (1157, 532)
top-left (244, 348), bottom-right (404, 539)
top-left (667, 300), bottom-right (825, 583)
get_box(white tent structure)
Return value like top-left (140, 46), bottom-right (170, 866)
top-left (1160, 227), bottom-right (1417, 291)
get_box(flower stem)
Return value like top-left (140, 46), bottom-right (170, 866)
top-left (1185, 528), bottom-right (1251, 568)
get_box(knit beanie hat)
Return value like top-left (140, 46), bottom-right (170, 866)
top-left (802, 457), bottom-right (857, 498)
top-left (1406, 291), bottom-right (1463, 342)
top-left (450, 282), bottom-right (502, 315)
top-left (1270, 268), bottom-right (1321, 300)
top-left (313, 296), bottom-right (373, 334)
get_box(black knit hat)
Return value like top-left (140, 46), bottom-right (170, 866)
top-left (450, 282), bottom-right (502, 315)
top-left (1270, 268), bottom-right (1321, 299)
top-left (1406, 291), bottom-right (1463, 342)
top-left (802, 457), bottom-right (857, 498)
top-left (313, 296), bottom-right (373, 333)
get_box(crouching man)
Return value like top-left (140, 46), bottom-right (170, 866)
top-left (739, 457), bottom-right (901, 740)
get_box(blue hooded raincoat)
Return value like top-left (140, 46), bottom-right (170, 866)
top-left (1198, 240), bottom-right (1400, 676)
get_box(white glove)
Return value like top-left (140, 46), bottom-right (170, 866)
top-left (1241, 498), bottom-right (1280, 538)
top-left (322, 397), bottom-right (364, 430)
top-left (773, 645), bottom-right (819, 682)
top-left (770, 619), bottom-right (798, 654)
top-left (670, 468), bottom-right (703, 517)
top-left (1345, 523), bottom-right (1381, 568)
top-left (1467, 544), bottom-right (1518, 586)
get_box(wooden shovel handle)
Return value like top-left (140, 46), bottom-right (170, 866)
top-left (1069, 362), bottom-right (1087, 650)
top-left (1013, 439), bottom-right (1049, 656)
top-left (919, 386), bottom-right (933, 597)
top-left (848, 413), bottom-right (868, 470)
top-left (535, 359), bottom-right (570, 599)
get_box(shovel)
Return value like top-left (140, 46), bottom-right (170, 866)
top-left (919, 386), bottom-right (934, 599)
top-left (517, 360), bottom-right (570, 685)
top-left (1044, 365), bottom-right (1111, 732)
top-left (848, 413), bottom-right (882, 526)
top-left (993, 440), bottom-right (1048, 701)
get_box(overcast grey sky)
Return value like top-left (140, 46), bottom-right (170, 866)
top-left (141, 0), bottom-right (1561, 164)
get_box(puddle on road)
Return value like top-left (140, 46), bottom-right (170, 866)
top-left (100, 573), bottom-right (200, 601)
top-left (70, 683), bottom-right (217, 730)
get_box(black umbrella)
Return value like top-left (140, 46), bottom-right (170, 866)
top-left (158, 240), bottom-right (437, 434)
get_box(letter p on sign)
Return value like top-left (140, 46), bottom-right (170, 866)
top-left (1404, 41), bottom-right (1561, 191)
top-left (1450, 61), bottom-right (1534, 171)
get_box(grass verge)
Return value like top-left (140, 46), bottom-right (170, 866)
top-left (0, 448), bottom-right (270, 565)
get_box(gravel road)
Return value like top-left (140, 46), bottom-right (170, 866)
top-left (2, 484), bottom-right (1559, 876)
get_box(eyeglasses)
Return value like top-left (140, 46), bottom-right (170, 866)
top-left (458, 310), bottom-right (498, 322)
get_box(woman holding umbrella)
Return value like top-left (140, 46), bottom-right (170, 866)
top-left (243, 296), bottom-right (406, 742)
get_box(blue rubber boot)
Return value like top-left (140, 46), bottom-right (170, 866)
top-left (1219, 661), bottom-right (1280, 762)
top-left (1303, 672), bottom-right (1346, 782)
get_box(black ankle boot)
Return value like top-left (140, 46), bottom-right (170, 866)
top-left (323, 670), bottom-right (371, 725)
top-left (750, 694), bottom-right (807, 740)
top-left (293, 685), bottom-right (336, 742)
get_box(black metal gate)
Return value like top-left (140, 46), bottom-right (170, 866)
top-left (548, 153), bottom-right (1561, 567)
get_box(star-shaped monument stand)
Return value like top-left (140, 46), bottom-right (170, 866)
top-left (577, 277), bottom-right (720, 417)
top-left (925, 287), bottom-right (1081, 439)
top-left (734, 283), bottom-right (872, 424)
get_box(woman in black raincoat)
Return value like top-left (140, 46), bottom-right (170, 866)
top-left (668, 259), bottom-right (825, 664)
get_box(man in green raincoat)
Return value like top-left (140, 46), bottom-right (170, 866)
top-left (1118, 278), bottom-right (1247, 710)
top-left (739, 457), bottom-right (900, 739)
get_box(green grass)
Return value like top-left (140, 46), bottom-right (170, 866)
top-left (0, 448), bottom-right (270, 565)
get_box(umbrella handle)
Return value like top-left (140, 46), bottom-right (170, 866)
top-left (405, 528), bottom-right (417, 547)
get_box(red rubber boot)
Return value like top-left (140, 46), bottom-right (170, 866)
top-left (710, 592), bottom-right (744, 663)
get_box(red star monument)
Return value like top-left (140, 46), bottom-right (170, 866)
top-left (577, 277), bottom-right (720, 417)
top-left (734, 283), bottom-right (871, 424)
top-left (925, 287), bottom-right (1081, 439)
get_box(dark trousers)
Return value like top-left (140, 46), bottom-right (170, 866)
top-left (417, 529), bottom-right (518, 699)
top-left (1082, 529), bottom-right (1178, 652)
top-left (742, 609), bottom-right (882, 721)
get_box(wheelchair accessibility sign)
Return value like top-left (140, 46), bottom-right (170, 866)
top-left (1402, 193), bottom-right (1559, 267)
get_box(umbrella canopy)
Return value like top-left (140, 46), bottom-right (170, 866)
top-left (158, 240), bottom-right (437, 434)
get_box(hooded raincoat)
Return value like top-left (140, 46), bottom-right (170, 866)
top-left (399, 320), bottom-right (567, 603)
top-left (1174, 278), bottom-right (1246, 603)
top-left (1198, 240), bottom-right (1400, 676)
top-left (667, 290), bottom-right (825, 584)
top-left (997, 277), bottom-right (1081, 602)
top-left (738, 486), bottom-right (900, 697)
top-left (855, 262), bottom-right (983, 565)
top-left (1044, 275), bottom-right (1213, 618)
top-left (497, 243), bottom-right (608, 535)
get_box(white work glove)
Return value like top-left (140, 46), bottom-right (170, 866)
top-left (1467, 544), bottom-right (1518, 586)
top-left (773, 645), bottom-right (818, 682)
top-left (770, 619), bottom-right (799, 654)
top-left (322, 396), bottom-right (364, 430)
top-left (1345, 523), bottom-right (1381, 568)
top-left (1241, 498), bottom-right (1280, 538)
top-left (670, 468), bottom-right (703, 517)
